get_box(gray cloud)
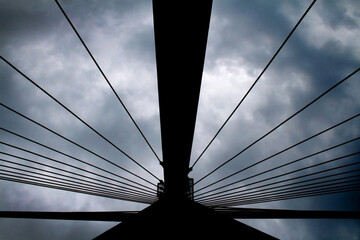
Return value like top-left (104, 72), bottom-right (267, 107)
top-left (190, 0), bottom-right (360, 238)
top-left (1, 0), bottom-right (359, 239)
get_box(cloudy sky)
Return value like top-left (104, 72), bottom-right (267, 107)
top-left (0, 0), bottom-right (359, 239)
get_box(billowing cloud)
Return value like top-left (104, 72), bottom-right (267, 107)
top-left (1, 0), bottom-right (359, 239)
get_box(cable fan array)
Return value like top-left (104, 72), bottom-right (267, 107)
top-left (0, 0), bottom-right (359, 224)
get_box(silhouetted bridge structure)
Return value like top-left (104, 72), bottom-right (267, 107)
top-left (1, 0), bottom-right (359, 239)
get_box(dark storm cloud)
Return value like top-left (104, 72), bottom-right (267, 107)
top-left (0, 218), bottom-right (117, 240)
top-left (204, 0), bottom-right (298, 69)
top-left (1, 0), bottom-right (360, 239)
top-left (319, 0), bottom-right (359, 30)
top-left (1, 0), bottom-right (159, 239)
top-left (0, 1), bottom-right (59, 46)
top-left (190, 0), bottom-right (360, 239)
top-left (193, 0), bottom-right (360, 161)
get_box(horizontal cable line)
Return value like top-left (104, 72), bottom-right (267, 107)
top-left (204, 186), bottom-right (360, 208)
top-left (195, 67), bottom-right (360, 186)
top-left (0, 172), bottom-right (155, 204)
top-left (0, 127), bottom-right (156, 191)
top-left (196, 151), bottom-right (360, 202)
top-left (200, 168), bottom-right (360, 205)
top-left (211, 178), bottom-right (360, 206)
top-left (195, 136), bottom-right (360, 200)
top-left (204, 183), bottom-right (360, 207)
top-left (54, 0), bottom-right (162, 164)
top-left (0, 103), bottom-right (156, 187)
top-left (195, 113), bottom-right (360, 194)
top-left (234, 187), bottom-right (360, 207)
top-left (200, 173), bottom-right (360, 206)
top-left (0, 211), bottom-right (139, 221)
top-left (199, 161), bottom-right (360, 206)
top-left (191, 0), bottom-right (317, 169)
top-left (0, 159), bottom-right (155, 199)
top-left (0, 56), bottom-right (160, 181)
top-left (0, 166), bottom-right (156, 202)
top-left (196, 151), bottom-right (360, 201)
top-left (0, 142), bottom-right (155, 194)
top-left (0, 150), bottom-right (155, 197)
top-left (0, 175), bottom-right (155, 204)
top-left (0, 167), bottom-right (156, 202)
top-left (202, 183), bottom-right (360, 207)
